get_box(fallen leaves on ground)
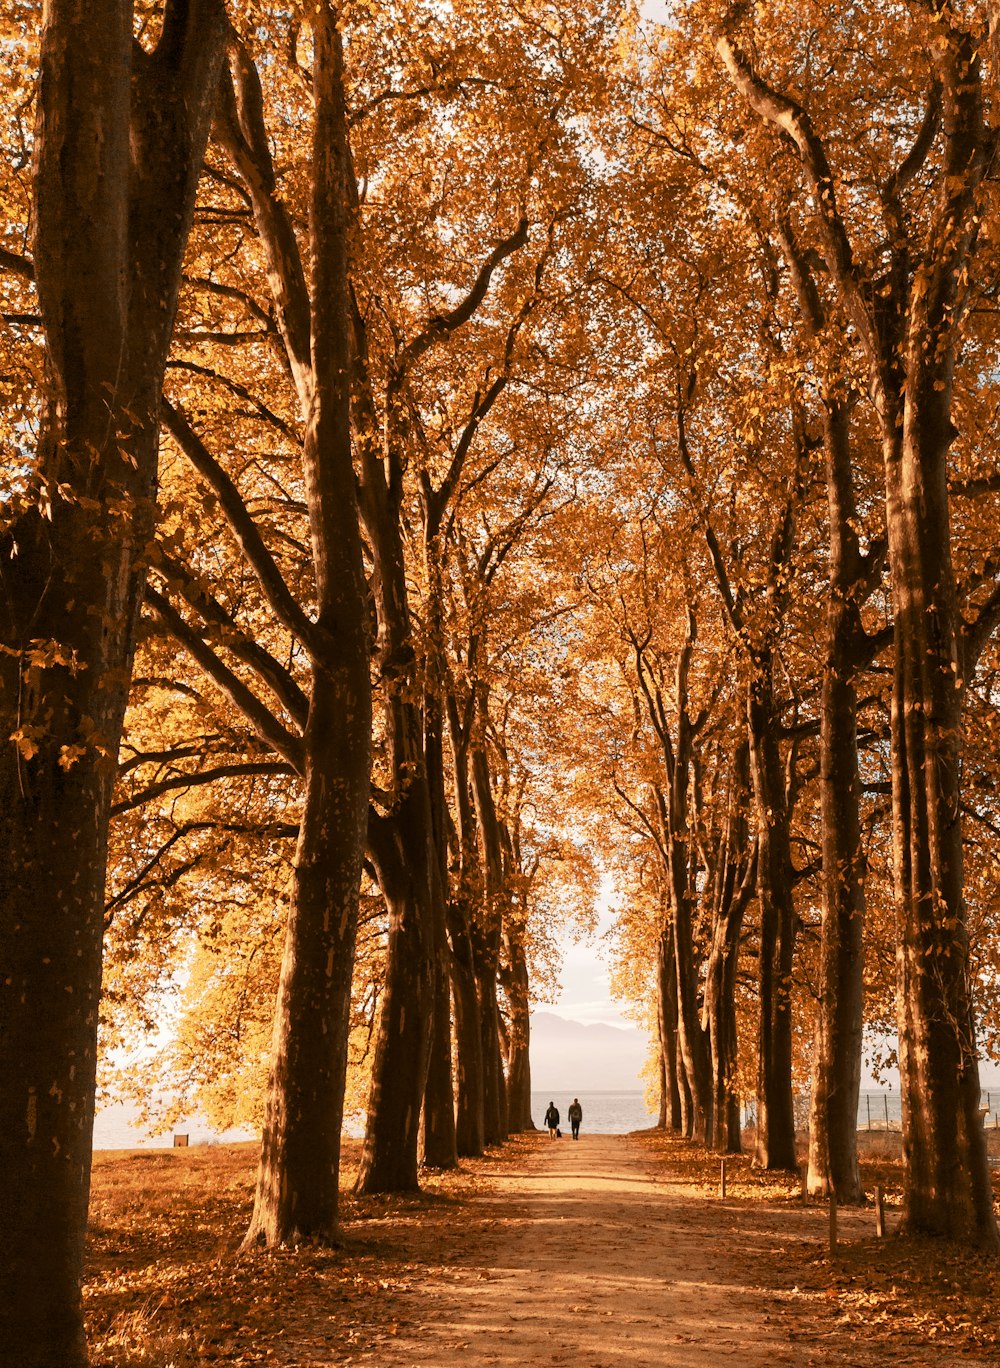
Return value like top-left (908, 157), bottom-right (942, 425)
top-left (87, 1130), bottom-right (1000, 1365)
top-left (85, 1140), bottom-right (488, 1367)
top-left (636, 1128), bottom-right (1000, 1362)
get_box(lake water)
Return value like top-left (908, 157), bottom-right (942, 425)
top-left (92, 1090), bottom-right (658, 1150)
top-left (94, 1087), bottom-right (1000, 1151)
top-left (92, 1101), bottom-right (257, 1151)
top-left (530, 1090), bottom-right (657, 1134)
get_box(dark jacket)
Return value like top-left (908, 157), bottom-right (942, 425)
top-left (568, 1102), bottom-right (582, 1124)
top-left (544, 1105), bottom-right (560, 1128)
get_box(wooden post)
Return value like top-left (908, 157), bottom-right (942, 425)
top-left (875, 1184), bottom-right (885, 1239)
top-left (720, 1157), bottom-right (727, 1199)
top-left (828, 1191), bottom-right (837, 1256)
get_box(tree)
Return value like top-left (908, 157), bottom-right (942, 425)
top-left (0, 4), bottom-right (228, 1360)
top-left (218, 10), bottom-right (373, 1248)
top-left (353, 213), bottom-right (541, 1189)
top-left (718, 0), bottom-right (1000, 1243)
top-left (773, 221), bottom-right (888, 1202)
top-left (128, 9), bottom-right (373, 1248)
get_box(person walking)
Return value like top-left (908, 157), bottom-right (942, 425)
top-left (568, 1097), bottom-right (583, 1140)
top-left (544, 1101), bottom-right (560, 1137)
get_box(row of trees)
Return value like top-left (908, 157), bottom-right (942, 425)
top-left (1, 1), bottom-right (603, 1362)
top-left (581, 0), bottom-right (1000, 1249)
top-left (5, 1), bottom-right (1000, 1364)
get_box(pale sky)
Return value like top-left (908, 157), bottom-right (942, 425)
top-left (544, 929), bottom-right (637, 1029)
top-left (544, 877), bottom-right (1000, 1093)
top-left (541, 874), bottom-right (644, 1031)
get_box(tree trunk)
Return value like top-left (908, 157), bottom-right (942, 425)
top-left (657, 918), bottom-right (683, 1132)
top-left (0, 6), bottom-right (226, 1361)
top-left (476, 948), bottom-right (508, 1145)
top-left (665, 765), bottom-right (713, 1144)
top-left (676, 1032), bottom-right (693, 1135)
top-left (355, 418), bottom-right (439, 1192)
top-left (702, 743), bottom-right (753, 1155)
top-left (674, 348), bottom-right (802, 1170)
top-left (358, 794), bottom-right (436, 1193)
top-left (637, 612), bottom-right (713, 1143)
top-left (471, 740), bottom-right (509, 1146)
top-left (355, 422), bottom-right (439, 1191)
top-left (244, 679), bottom-right (369, 1243)
top-left (656, 1052), bottom-right (668, 1129)
top-left (421, 693), bottom-right (458, 1169)
top-left (450, 918), bottom-right (486, 1155)
top-left (445, 705), bottom-right (487, 1156)
top-left (240, 7), bottom-right (373, 1246)
top-left (704, 899), bottom-right (748, 1155)
top-left (807, 405), bottom-right (867, 1203)
top-left (422, 965), bottom-right (457, 1168)
top-left (747, 660), bottom-right (798, 1170)
top-left (504, 917), bottom-right (535, 1131)
top-left (668, 849), bottom-right (712, 1142)
top-left (0, 721), bottom-right (112, 1367)
top-left (888, 399), bottom-right (996, 1244)
top-left (807, 642), bottom-right (865, 1199)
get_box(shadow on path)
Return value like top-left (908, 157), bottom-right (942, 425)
top-left (348, 1133), bottom-right (891, 1368)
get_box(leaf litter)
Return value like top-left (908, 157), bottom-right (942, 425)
top-left (86, 1130), bottom-right (1000, 1366)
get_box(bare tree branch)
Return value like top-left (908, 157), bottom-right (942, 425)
top-left (161, 396), bottom-right (321, 657)
top-left (146, 587), bottom-right (305, 772)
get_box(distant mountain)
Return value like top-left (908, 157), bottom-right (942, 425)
top-left (528, 1011), bottom-right (652, 1092)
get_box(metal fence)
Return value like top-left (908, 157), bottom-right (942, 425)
top-left (740, 1090), bottom-right (1000, 1133)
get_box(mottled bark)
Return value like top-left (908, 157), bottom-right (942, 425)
top-left (446, 699), bottom-right (487, 1155)
top-left (657, 918), bottom-right (683, 1132)
top-left (806, 404), bottom-right (869, 1202)
top-left (0, 5), bottom-right (227, 1360)
top-left (891, 396), bottom-right (994, 1241)
top-left (504, 915), bottom-right (535, 1131)
top-left (472, 740), bottom-right (509, 1146)
top-left (702, 742), bottom-right (753, 1154)
top-left (358, 791), bottom-right (436, 1192)
top-left (885, 39), bottom-right (995, 1236)
top-left (747, 657), bottom-right (798, 1170)
top-left (421, 691), bottom-right (458, 1169)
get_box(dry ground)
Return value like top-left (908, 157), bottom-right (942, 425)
top-left (85, 1128), bottom-right (1000, 1366)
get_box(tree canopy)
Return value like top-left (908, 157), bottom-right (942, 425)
top-left (6, 1), bottom-right (1000, 1361)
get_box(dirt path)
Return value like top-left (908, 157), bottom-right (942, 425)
top-left (344, 1133), bottom-right (899, 1368)
top-left (86, 1134), bottom-right (1000, 1365)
